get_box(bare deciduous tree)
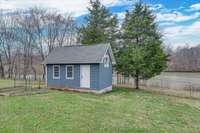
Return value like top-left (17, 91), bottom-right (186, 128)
top-left (0, 7), bottom-right (78, 80)
top-left (167, 44), bottom-right (200, 71)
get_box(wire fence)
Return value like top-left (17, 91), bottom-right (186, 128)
top-left (0, 76), bottom-right (47, 96)
top-left (1, 73), bottom-right (200, 98)
top-left (113, 74), bottom-right (200, 99)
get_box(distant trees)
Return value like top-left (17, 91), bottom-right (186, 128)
top-left (167, 45), bottom-right (200, 71)
top-left (0, 15), bottom-right (18, 79)
top-left (0, 8), bottom-right (77, 79)
top-left (0, 0), bottom-right (199, 84)
top-left (116, 2), bottom-right (167, 89)
top-left (79, 0), bottom-right (118, 52)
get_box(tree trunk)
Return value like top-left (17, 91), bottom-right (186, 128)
top-left (0, 55), bottom-right (5, 79)
top-left (135, 71), bottom-right (139, 89)
top-left (42, 65), bottom-right (45, 80)
top-left (32, 67), bottom-right (37, 80)
top-left (8, 62), bottom-right (12, 79)
top-left (10, 54), bottom-right (17, 79)
top-left (30, 56), bottom-right (37, 80)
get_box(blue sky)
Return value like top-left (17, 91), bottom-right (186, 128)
top-left (0, 0), bottom-right (200, 48)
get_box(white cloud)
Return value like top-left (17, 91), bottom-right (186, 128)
top-left (159, 22), bottom-right (175, 26)
top-left (163, 21), bottom-right (200, 36)
top-left (156, 11), bottom-right (200, 22)
top-left (190, 3), bottom-right (200, 11)
top-left (149, 4), bottom-right (164, 11)
top-left (0, 0), bottom-right (130, 17)
top-left (0, 0), bottom-right (199, 48)
top-left (152, 3), bottom-right (200, 48)
top-left (162, 21), bottom-right (200, 48)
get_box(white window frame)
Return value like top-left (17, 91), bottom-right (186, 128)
top-left (53, 65), bottom-right (60, 79)
top-left (66, 65), bottom-right (74, 79)
top-left (103, 55), bottom-right (110, 68)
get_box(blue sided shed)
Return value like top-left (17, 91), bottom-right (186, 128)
top-left (43, 44), bottom-right (116, 93)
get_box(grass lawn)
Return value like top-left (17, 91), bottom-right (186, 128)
top-left (0, 79), bottom-right (15, 88)
top-left (0, 87), bottom-right (200, 133)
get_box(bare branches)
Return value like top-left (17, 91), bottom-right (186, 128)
top-left (0, 14), bottom-right (18, 78)
top-left (167, 45), bottom-right (200, 71)
top-left (44, 11), bottom-right (77, 52)
top-left (0, 7), bottom-right (78, 79)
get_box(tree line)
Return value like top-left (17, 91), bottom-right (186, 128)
top-left (0, 8), bottom-right (77, 79)
top-left (166, 45), bottom-right (200, 72)
top-left (2, 0), bottom-right (198, 89)
top-left (0, 0), bottom-right (168, 89)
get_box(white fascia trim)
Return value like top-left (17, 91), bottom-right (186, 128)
top-left (100, 45), bottom-right (116, 65)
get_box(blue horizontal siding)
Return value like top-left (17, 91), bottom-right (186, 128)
top-left (47, 64), bottom-right (80, 88)
top-left (47, 51), bottom-right (112, 90)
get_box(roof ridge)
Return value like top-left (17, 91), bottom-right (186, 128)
top-left (63, 43), bottom-right (110, 48)
top-left (43, 43), bottom-right (114, 65)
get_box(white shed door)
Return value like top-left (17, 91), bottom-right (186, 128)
top-left (80, 65), bottom-right (90, 88)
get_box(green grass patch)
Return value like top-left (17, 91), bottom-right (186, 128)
top-left (0, 87), bottom-right (200, 133)
top-left (0, 79), bottom-right (15, 88)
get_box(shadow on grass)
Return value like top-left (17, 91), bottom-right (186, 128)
top-left (111, 86), bottom-right (197, 100)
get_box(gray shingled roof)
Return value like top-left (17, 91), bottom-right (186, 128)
top-left (43, 44), bottom-right (116, 64)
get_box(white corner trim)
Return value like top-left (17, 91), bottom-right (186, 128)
top-left (100, 45), bottom-right (116, 65)
top-left (108, 45), bottom-right (116, 65)
top-left (101, 47), bottom-right (109, 64)
top-left (103, 54), bottom-right (110, 68)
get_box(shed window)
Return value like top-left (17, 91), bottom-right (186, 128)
top-left (103, 55), bottom-right (109, 67)
top-left (66, 65), bottom-right (74, 79)
top-left (53, 65), bottom-right (60, 79)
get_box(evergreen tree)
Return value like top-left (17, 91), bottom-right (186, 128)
top-left (79, 0), bottom-right (118, 51)
top-left (108, 15), bottom-right (119, 54)
top-left (116, 2), bottom-right (167, 89)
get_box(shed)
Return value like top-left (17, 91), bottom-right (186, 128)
top-left (43, 44), bottom-right (116, 93)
